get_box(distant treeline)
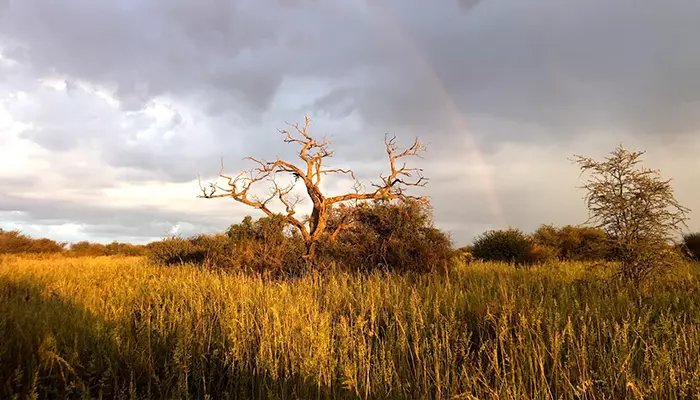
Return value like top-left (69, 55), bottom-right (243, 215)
top-left (3, 202), bottom-right (699, 273)
top-left (0, 228), bottom-right (149, 257)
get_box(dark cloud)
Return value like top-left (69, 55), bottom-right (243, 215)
top-left (354, 0), bottom-right (700, 143)
top-left (0, 0), bottom-right (699, 245)
top-left (4, 0), bottom-right (698, 147)
top-left (0, 0), bottom-right (380, 116)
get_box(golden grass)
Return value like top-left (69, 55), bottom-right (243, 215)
top-left (1, 255), bottom-right (700, 399)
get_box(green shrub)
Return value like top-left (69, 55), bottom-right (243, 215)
top-left (148, 216), bottom-right (305, 276)
top-left (226, 215), bottom-right (306, 275)
top-left (147, 236), bottom-right (201, 266)
top-left (319, 200), bottom-right (454, 273)
top-left (67, 241), bottom-right (148, 257)
top-left (104, 241), bottom-right (148, 257)
top-left (471, 228), bottom-right (535, 265)
top-left (147, 233), bottom-right (237, 269)
top-left (227, 215), bottom-right (290, 244)
top-left (190, 233), bottom-right (239, 267)
top-left (68, 241), bottom-right (107, 257)
top-left (148, 202), bottom-right (452, 276)
top-left (533, 224), bottom-right (611, 261)
top-left (683, 232), bottom-right (700, 261)
top-left (526, 243), bottom-right (559, 264)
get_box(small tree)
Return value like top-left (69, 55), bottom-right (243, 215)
top-left (573, 144), bottom-right (691, 286)
top-left (199, 115), bottom-right (428, 266)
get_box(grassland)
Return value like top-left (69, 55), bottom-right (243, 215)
top-left (1, 255), bottom-right (700, 399)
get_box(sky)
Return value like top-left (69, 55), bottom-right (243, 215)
top-left (0, 0), bottom-right (699, 247)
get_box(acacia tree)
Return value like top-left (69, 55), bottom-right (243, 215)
top-left (198, 116), bottom-right (428, 265)
top-left (573, 144), bottom-right (691, 286)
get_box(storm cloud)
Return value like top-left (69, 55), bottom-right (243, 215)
top-left (1, 0), bottom-right (699, 245)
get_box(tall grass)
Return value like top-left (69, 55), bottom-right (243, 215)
top-left (1, 255), bottom-right (699, 399)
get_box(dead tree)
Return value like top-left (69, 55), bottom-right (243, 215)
top-left (198, 115), bottom-right (428, 265)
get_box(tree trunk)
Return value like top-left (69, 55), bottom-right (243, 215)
top-left (304, 240), bottom-right (318, 268)
top-left (303, 202), bottom-right (328, 269)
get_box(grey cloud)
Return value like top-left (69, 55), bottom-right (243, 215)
top-left (0, 0), bottom-right (390, 179)
top-left (485, 1), bottom-right (699, 135)
top-left (353, 0), bottom-right (700, 144)
top-left (1, 0), bottom-right (699, 246)
top-left (458, 0), bottom-right (481, 12)
top-left (10, 87), bottom-right (129, 151)
top-left (311, 88), bottom-right (355, 120)
top-left (0, 0), bottom-right (379, 116)
top-left (0, 77), bottom-right (238, 183)
top-left (2, 0), bottom-right (269, 112)
top-left (0, 192), bottom-right (244, 241)
top-left (2, 0), bottom-right (699, 143)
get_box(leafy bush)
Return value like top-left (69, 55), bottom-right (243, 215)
top-left (227, 215), bottom-right (290, 244)
top-left (226, 215), bottom-right (306, 275)
top-left (147, 234), bottom-right (234, 268)
top-left (150, 202), bottom-right (451, 275)
top-left (533, 224), bottom-right (611, 261)
top-left (0, 229), bottom-right (66, 254)
top-left (104, 241), bottom-right (148, 257)
top-left (147, 236), bottom-right (196, 265)
top-left (683, 232), bottom-right (700, 261)
top-left (471, 228), bottom-right (537, 265)
top-left (148, 215), bottom-right (305, 276)
top-left (319, 200), bottom-right (455, 273)
top-left (68, 241), bottom-right (107, 257)
top-left (526, 243), bottom-right (559, 264)
top-left (68, 241), bottom-right (148, 257)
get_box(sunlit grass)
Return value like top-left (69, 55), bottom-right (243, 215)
top-left (1, 255), bottom-right (699, 399)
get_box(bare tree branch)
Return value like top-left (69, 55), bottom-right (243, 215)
top-left (327, 134), bottom-right (428, 204)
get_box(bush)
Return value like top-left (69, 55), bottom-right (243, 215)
top-left (0, 229), bottom-right (66, 254)
top-left (526, 243), bottom-right (559, 264)
top-left (68, 241), bottom-right (107, 257)
top-left (149, 202), bottom-right (452, 276)
top-left (226, 215), bottom-right (306, 275)
top-left (104, 241), bottom-right (148, 257)
top-left (147, 236), bottom-right (198, 265)
top-left (533, 224), bottom-right (611, 261)
top-left (147, 234), bottom-right (235, 268)
top-left (471, 228), bottom-right (537, 266)
top-left (683, 232), bottom-right (700, 261)
top-left (319, 200), bottom-right (455, 273)
top-left (148, 215), bottom-right (305, 276)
